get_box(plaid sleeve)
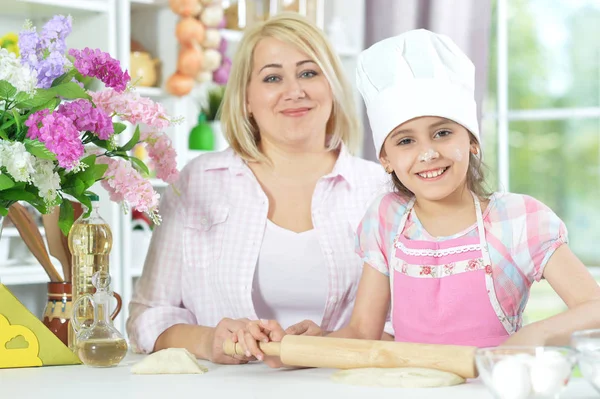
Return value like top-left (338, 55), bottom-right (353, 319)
top-left (355, 193), bottom-right (406, 276)
top-left (126, 167), bottom-right (197, 353)
top-left (514, 195), bottom-right (569, 282)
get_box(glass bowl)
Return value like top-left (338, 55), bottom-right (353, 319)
top-left (571, 329), bottom-right (600, 394)
top-left (475, 346), bottom-right (577, 399)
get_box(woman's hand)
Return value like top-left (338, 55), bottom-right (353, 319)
top-left (235, 319), bottom-right (323, 368)
top-left (207, 317), bottom-right (255, 364)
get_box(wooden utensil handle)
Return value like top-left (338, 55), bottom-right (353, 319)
top-left (222, 340), bottom-right (281, 357)
top-left (279, 336), bottom-right (478, 379)
top-left (226, 335), bottom-right (477, 379)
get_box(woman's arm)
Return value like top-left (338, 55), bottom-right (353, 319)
top-left (155, 319), bottom-right (252, 363)
top-left (125, 170), bottom-right (252, 364)
top-left (327, 264), bottom-right (391, 340)
top-left (502, 245), bottom-right (600, 346)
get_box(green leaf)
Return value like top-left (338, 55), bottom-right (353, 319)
top-left (24, 139), bottom-right (57, 160)
top-left (93, 163), bottom-right (108, 180)
top-left (68, 178), bottom-right (86, 196)
top-left (0, 80), bottom-right (17, 99)
top-left (58, 200), bottom-right (74, 236)
top-left (47, 82), bottom-right (91, 100)
top-left (15, 90), bottom-right (57, 109)
top-left (51, 69), bottom-right (78, 87)
top-left (0, 188), bottom-right (37, 202)
top-left (119, 125), bottom-right (140, 152)
top-left (76, 155), bottom-right (98, 182)
top-left (0, 129), bottom-right (7, 140)
top-left (113, 122), bottom-right (127, 135)
top-left (0, 173), bottom-right (15, 191)
top-left (0, 207), bottom-right (8, 217)
top-left (11, 109), bottom-right (23, 133)
top-left (0, 119), bottom-right (15, 131)
top-left (76, 194), bottom-right (93, 219)
top-left (14, 91), bottom-right (31, 104)
top-left (130, 156), bottom-right (150, 177)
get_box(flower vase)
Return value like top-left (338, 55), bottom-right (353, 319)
top-left (42, 281), bottom-right (72, 346)
top-left (188, 113), bottom-right (214, 151)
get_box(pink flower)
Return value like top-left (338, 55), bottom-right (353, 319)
top-left (97, 156), bottom-right (160, 220)
top-left (69, 47), bottom-right (130, 92)
top-left (420, 266), bottom-right (432, 276)
top-left (485, 264), bottom-right (493, 275)
top-left (25, 109), bottom-right (83, 169)
top-left (58, 99), bottom-right (114, 139)
top-left (91, 88), bottom-right (172, 130)
top-left (142, 130), bottom-right (179, 184)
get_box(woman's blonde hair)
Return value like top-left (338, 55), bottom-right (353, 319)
top-left (219, 13), bottom-right (361, 163)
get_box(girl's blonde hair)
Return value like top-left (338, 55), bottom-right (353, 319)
top-left (219, 13), bottom-right (361, 163)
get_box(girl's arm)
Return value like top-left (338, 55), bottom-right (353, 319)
top-left (502, 245), bottom-right (600, 346)
top-left (327, 263), bottom-right (391, 340)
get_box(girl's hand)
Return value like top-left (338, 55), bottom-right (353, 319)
top-left (285, 319), bottom-right (324, 337)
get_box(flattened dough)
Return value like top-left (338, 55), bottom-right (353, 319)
top-left (131, 348), bottom-right (208, 375)
top-left (331, 367), bottom-right (465, 388)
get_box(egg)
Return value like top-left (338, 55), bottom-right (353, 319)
top-left (491, 357), bottom-right (532, 399)
top-left (530, 351), bottom-right (572, 396)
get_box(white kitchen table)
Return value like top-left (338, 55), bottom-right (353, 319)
top-left (0, 353), bottom-right (598, 399)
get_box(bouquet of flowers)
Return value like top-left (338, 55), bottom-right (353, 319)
top-left (0, 15), bottom-right (180, 235)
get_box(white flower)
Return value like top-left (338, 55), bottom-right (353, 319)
top-left (0, 141), bottom-right (35, 182)
top-left (0, 48), bottom-right (38, 96)
top-left (31, 158), bottom-right (61, 204)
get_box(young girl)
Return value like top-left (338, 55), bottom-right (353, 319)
top-left (236, 29), bottom-right (600, 361)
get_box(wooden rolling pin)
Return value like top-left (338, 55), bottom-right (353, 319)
top-left (223, 335), bottom-right (477, 379)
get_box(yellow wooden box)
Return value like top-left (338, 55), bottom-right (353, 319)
top-left (0, 283), bottom-right (80, 368)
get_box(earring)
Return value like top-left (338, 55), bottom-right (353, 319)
top-left (385, 166), bottom-right (393, 174)
top-left (472, 147), bottom-right (479, 155)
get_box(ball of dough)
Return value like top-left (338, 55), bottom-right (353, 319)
top-left (131, 348), bottom-right (208, 374)
top-left (331, 367), bottom-right (465, 388)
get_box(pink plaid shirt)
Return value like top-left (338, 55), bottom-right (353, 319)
top-left (127, 146), bottom-right (391, 353)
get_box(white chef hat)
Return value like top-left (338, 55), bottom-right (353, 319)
top-left (356, 29), bottom-right (480, 158)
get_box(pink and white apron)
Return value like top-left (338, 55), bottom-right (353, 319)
top-left (390, 193), bottom-right (514, 347)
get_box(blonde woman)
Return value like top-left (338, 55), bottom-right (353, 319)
top-left (126, 13), bottom-right (391, 364)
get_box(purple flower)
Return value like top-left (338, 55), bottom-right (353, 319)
top-left (35, 50), bottom-right (68, 88)
top-left (40, 15), bottom-right (72, 53)
top-left (18, 27), bottom-right (41, 66)
top-left (18, 15), bottom-right (72, 88)
top-left (69, 48), bottom-right (130, 92)
top-left (25, 109), bottom-right (84, 169)
top-left (58, 99), bottom-right (114, 140)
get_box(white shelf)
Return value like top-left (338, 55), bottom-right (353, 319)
top-left (1, 0), bottom-right (111, 16)
top-left (135, 86), bottom-right (167, 99)
top-left (0, 264), bottom-right (50, 285)
top-left (221, 29), bottom-right (244, 43)
top-left (130, 0), bottom-right (168, 11)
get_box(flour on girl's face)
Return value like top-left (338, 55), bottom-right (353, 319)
top-left (453, 148), bottom-right (463, 162)
top-left (418, 148), bottom-right (439, 162)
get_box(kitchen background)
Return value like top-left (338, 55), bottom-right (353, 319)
top-left (0, 0), bottom-right (598, 338)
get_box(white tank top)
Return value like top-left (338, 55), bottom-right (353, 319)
top-left (252, 220), bottom-right (328, 330)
